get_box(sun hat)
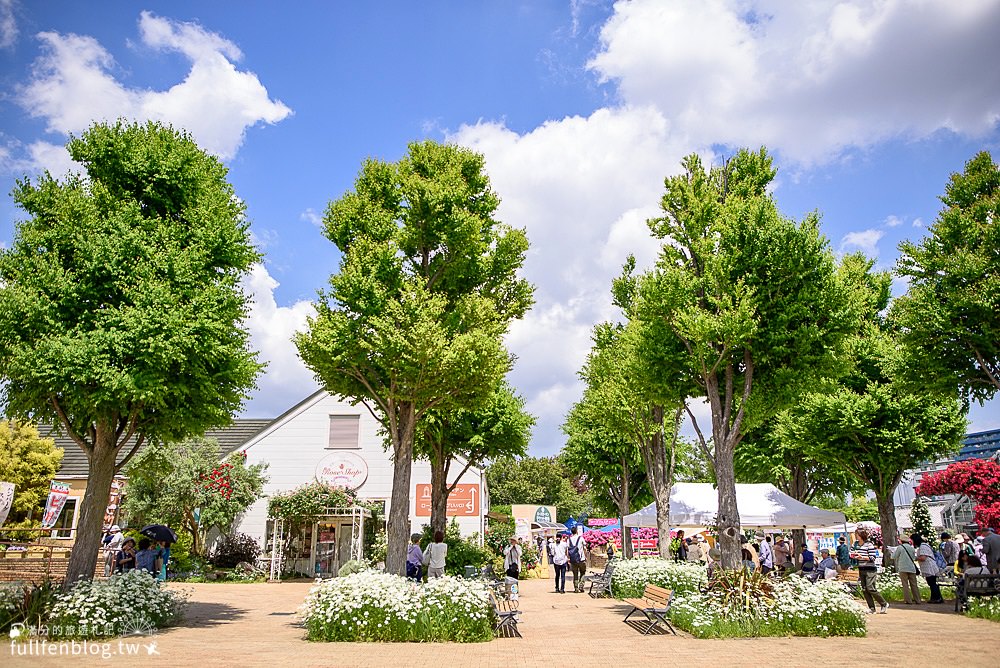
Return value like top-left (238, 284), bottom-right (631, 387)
top-left (110, 525), bottom-right (121, 532)
top-left (955, 535), bottom-right (965, 544)
top-left (754, 532), bottom-right (766, 540)
top-left (820, 547), bottom-right (830, 554)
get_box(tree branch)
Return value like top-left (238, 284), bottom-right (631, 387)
top-left (115, 434), bottom-right (146, 473)
top-left (49, 395), bottom-right (91, 452)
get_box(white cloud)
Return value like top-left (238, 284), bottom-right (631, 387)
top-left (0, 0), bottom-right (18, 49)
top-left (912, 217), bottom-right (924, 228)
top-left (841, 228), bottom-right (884, 256)
top-left (300, 208), bottom-right (323, 228)
top-left (240, 264), bottom-right (319, 418)
top-left (588, 0), bottom-right (1000, 163)
top-left (884, 214), bottom-right (903, 228)
top-left (448, 106), bottom-right (693, 453)
top-left (17, 11), bottom-right (290, 170)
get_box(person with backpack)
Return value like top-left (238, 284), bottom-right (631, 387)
top-left (568, 526), bottom-right (588, 592)
top-left (940, 532), bottom-right (958, 568)
top-left (912, 533), bottom-right (944, 604)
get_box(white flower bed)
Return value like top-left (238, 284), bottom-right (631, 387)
top-left (301, 570), bottom-right (492, 642)
top-left (48, 570), bottom-right (187, 638)
top-left (611, 558), bottom-right (706, 598)
top-left (671, 575), bottom-right (867, 638)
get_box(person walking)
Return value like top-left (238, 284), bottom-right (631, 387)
top-left (503, 536), bottom-right (523, 580)
top-left (406, 533), bottom-right (424, 582)
top-left (568, 526), bottom-right (588, 592)
top-left (890, 536), bottom-right (922, 604)
top-left (552, 534), bottom-right (569, 593)
top-left (912, 533), bottom-right (944, 603)
top-left (423, 530), bottom-right (448, 579)
top-left (853, 528), bottom-right (889, 614)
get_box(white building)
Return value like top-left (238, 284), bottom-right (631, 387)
top-left (235, 391), bottom-right (487, 574)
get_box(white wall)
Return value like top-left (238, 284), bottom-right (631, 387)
top-left (234, 392), bottom-right (485, 545)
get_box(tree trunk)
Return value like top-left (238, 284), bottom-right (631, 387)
top-left (386, 402), bottom-right (417, 576)
top-left (429, 454), bottom-right (449, 536)
top-left (644, 405), bottom-right (673, 560)
top-left (791, 528), bottom-right (807, 568)
top-left (876, 492), bottom-right (899, 548)
top-left (618, 456), bottom-right (634, 559)
top-left (65, 425), bottom-right (117, 586)
top-left (714, 438), bottom-right (742, 570)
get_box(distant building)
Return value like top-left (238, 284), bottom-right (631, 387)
top-left (894, 428), bottom-right (1000, 532)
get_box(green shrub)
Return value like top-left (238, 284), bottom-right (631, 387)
top-left (967, 596), bottom-right (1000, 623)
top-left (611, 558), bottom-right (706, 598)
top-left (337, 559), bottom-right (367, 577)
top-left (0, 579), bottom-right (58, 636)
top-left (210, 532), bottom-right (261, 568)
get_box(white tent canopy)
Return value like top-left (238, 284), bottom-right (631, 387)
top-left (623, 483), bottom-right (847, 530)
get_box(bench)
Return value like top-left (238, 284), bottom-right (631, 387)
top-left (584, 558), bottom-right (616, 597)
top-left (835, 568), bottom-right (861, 592)
top-left (489, 590), bottom-right (521, 638)
top-left (955, 572), bottom-right (1000, 612)
top-left (622, 584), bottom-right (676, 635)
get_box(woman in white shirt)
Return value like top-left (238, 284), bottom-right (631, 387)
top-left (423, 530), bottom-right (448, 579)
top-left (551, 534), bottom-right (569, 593)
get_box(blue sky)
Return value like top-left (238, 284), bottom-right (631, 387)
top-left (0, 1), bottom-right (998, 455)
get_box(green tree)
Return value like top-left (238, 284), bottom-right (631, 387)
top-left (485, 456), bottom-right (590, 522)
top-left (894, 151), bottom-right (1000, 403)
top-left (629, 149), bottom-right (854, 567)
top-left (121, 438), bottom-right (268, 556)
top-left (0, 421), bottom-right (63, 536)
top-left (782, 268), bottom-right (967, 547)
top-left (567, 318), bottom-right (685, 558)
top-left (296, 141), bottom-right (533, 574)
top-left (908, 496), bottom-right (936, 546)
top-left (415, 381), bottom-right (534, 534)
top-left (0, 121), bottom-right (262, 582)
top-left (562, 386), bottom-right (647, 558)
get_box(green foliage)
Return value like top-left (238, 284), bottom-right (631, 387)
top-left (210, 532), bottom-right (261, 568)
top-left (815, 496), bottom-right (880, 523)
top-left (0, 579), bottom-right (59, 635)
top-left (483, 520), bottom-right (514, 557)
top-left (337, 559), bottom-right (368, 577)
top-left (267, 481), bottom-right (358, 520)
top-left (122, 438), bottom-right (268, 555)
top-left (420, 519), bottom-right (491, 576)
top-left (909, 497), bottom-right (936, 545)
top-left (486, 456), bottom-right (592, 522)
top-left (0, 421), bottom-right (63, 533)
top-left (0, 119), bottom-right (262, 444)
top-left (295, 140), bottom-right (533, 572)
top-left (894, 151), bottom-right (1000, 403)
top-left (966, 596), bottom-right (1000, 623)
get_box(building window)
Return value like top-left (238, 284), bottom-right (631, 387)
top-left (51, 498), bottom-right (77, 539)
top-left (328, 415), bottom-right (360, 449)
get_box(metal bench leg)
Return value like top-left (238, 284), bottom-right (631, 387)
top-left (623, 608), bottom-right (638, 623)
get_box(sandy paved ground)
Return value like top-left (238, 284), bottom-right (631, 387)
top-left (6, 577), bottom-right (1000, 668)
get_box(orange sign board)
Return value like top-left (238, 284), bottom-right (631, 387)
top-left (415, 484), bottom-right (479, 517)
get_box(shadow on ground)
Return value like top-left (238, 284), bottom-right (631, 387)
top-left (175, 601), bottom-right (248, 628)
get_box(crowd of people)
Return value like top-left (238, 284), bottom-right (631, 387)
top-left (101, 524), bottom-right (171, 579)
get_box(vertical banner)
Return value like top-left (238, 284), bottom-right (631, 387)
top-left (103, 479), bottom-right (125, 531)
top-left (0, 482), bottom-right (15, 527)
top-left (41, 481), bottom-right (71, 529)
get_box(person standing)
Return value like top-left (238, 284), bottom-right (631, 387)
top-left (890, 536), bottom-right (922, 604)
top-left (853, 528), bottom-right (889, 614)
top-left (551, 534), bottom-right (569, 593)
top-left (980, 526), bottom-right (1000, 573)
top-left (103, 525), bottom-right (124, 576)
top-left (774, 536), bottom-right (791, 573)
top-left (939, 532), bottom-right (958, 569)
top-left (672, 530), bottom-right (688, 562)
top-left (568, 526), bottom-right (588, 592)
top-left (756, 532), bottom-right (774, 574)
top-left (406, 533), bottom-right (424, 582)
top-left (423, 530), bottom-right (448, 579)
top-left (836, 536), bottom-right (851, 570)
top-left (912, 533), bottom-right (944, 603)
top-left (503, 536), bottom-right (523, 580)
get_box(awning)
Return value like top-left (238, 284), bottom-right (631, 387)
top-left (531, 521), bottom-right (567, 532)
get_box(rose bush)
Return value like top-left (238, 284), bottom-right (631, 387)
top-left (301, 571), bottom-right (492, 642)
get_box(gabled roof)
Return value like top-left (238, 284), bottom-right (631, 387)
top-left (43, 419), bottom-right (272, 478)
